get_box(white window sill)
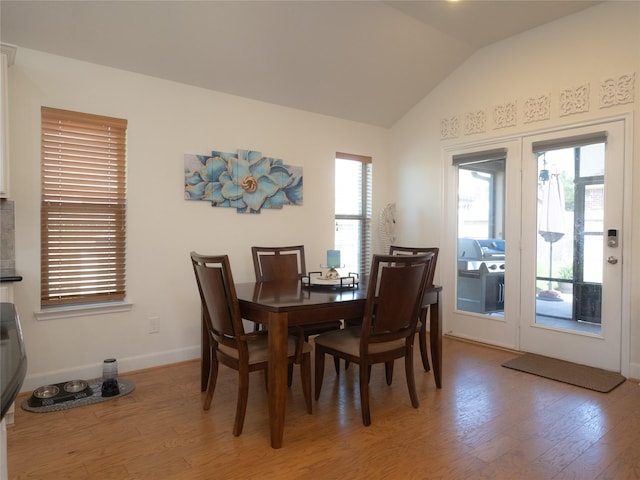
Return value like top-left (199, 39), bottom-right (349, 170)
top-left (35, 301), bottom-right (133, 321)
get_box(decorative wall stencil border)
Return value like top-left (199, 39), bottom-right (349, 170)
top-left (600, 73), bottom-right (635, 108)
top-left (524, 94), bottom-right (551, 123)
top-left (493, 101), bottom-right (517, 129)
top-left (464, 110), bottom-right (486, 135)
top-left (184, 148), bottom-right (303, 214)
top-left (560, 84), bottom-right (590, 117)
top-left (439, 71), bottom-right (636, 140)
top-left (440, 116), bottom-right (459, 139)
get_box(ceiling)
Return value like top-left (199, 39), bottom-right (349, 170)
top-left (0, 1), bottom-right (600, 128)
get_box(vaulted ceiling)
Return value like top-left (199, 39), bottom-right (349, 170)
top-left (1, 1), bottom-right (600, 127)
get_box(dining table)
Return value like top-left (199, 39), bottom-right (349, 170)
top-left (199, 279), bottom-right (443, 449)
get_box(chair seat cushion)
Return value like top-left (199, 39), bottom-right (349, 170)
top-left (219, 336), bottom-right (310, 364)
top-left (314, 327), bottom-right (405, 357)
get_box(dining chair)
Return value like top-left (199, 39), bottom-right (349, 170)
top-left (190, 252), bottom-right (312, 436)
top-left (314, 253), bottom-right (433, 426)
top-left (342, 246), bottom-right (439, 378)
top-left (389, 245), bottom-right (439, 373)
top-left (251, 245), bottom-right (343, 338)
top-left (252, 245), bottom-right (343, 380)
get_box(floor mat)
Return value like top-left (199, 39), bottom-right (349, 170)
top-left (502, 354), bottom-right (625, 393)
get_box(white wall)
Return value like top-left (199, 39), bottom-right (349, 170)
top-left (390, 2), bottom-right (640, 375)
top-left (8, 49), bottom-right (391, 390)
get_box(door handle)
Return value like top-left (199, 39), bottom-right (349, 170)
top-left (607, 256), bottom-right (619, 264)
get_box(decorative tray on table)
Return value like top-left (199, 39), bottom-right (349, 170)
top-left (302, 271), bottom-right (359, 289)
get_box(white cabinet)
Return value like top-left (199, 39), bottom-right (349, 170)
top-left (0, 44), bottom-right (16, 199)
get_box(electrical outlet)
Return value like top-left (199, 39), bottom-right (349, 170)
top-left (148, 316), bottom-right (160, 334)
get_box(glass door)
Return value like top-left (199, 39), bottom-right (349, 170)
top-left (445, 140), bottom-right (521, 350)
top-left (520, 120), bottom-right (625, 371)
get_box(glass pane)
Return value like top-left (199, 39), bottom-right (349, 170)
top-left (335, 159), bottom-right (362, 215)
top-left (456, 159), bottom-right (505, 315)
top-left (458, 169), bottom-right (491, 238)
top-left (583, 234), bottom-right (603, 283)
top-left (535, 143), bottom-right (604, 333)
top-left (579, 143), bottom-right (605, 177)
top-left (334, 219), bottom-right (361, 273)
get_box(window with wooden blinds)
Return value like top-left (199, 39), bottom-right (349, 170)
top-left (335, 152), bottom-right (372, 279)
top-left (41, 107), bottom-right (127, 307)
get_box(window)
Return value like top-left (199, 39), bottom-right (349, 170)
top-left (41, 107), bottom-right (127, 307)
top-left (532, 132), bottom-right (607, 326)
top-left (334, 152), bottom-right (372, 278)
top-left (454, 149), bottom-right (506, 315)
top-left (457, 159), bottom-right (505, 240)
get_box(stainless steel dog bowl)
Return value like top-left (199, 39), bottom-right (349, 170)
top-left (63, 380), bottom-right (88, 393)
top-left (33, 385), bottom-right (60, 399)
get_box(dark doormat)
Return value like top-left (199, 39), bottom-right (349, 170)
top-left (502, 354), bottom-right (625, 393)
top-left (21, 378), bottom-right (135, 413)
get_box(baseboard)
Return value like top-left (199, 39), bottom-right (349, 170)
top-left (627, 361), bottom-right (640, 383)
top-left (20, 345), bottom-right (200, 393)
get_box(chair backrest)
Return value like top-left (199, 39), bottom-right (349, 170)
top-left (389, 245), bottom-right (439, 286)
top-left (190, 252), bottom-right (245, 346)
top-left (361, 253), bottom-right (433, 346)
top-left (251, 245), bottom-right (306, 282)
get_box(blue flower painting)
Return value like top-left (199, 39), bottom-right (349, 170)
top-left (184, 148), bottom-right (303, 214)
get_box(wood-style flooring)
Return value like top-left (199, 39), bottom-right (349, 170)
top-left (7, 336), bottom-right (640, 479)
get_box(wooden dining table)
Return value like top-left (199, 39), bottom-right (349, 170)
top-left (199, 279), bottom-right (443, 449)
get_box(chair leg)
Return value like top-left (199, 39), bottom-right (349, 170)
top-left (333, 356), bottom-right (340, 375)
top-left (300, 353), bottom-right (312, 414)
top-left (203, 356), bottom-right (219, 410)
top-left (405, 346), bottom-right (419, 409)
top-left (288, 364), bottom-right (294, 387)
top-left (314, 347), bottom-right (326, 400)
top-left (419, 307), bottom-right (431, 372)
top-left (359, 362), bottom-right (372, 426)
top-left (233, 367), bottom-right (250, 436)
top-left (385, 360), bottom-right (394, 386)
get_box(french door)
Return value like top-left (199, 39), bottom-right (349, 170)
top-left (444, 139), bottom-right (521, 351)
top-left (444, 118), bottom-right (629, 372)
top-left (519, 120), bottom-right (626, 371)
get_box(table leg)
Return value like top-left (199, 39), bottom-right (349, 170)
top-left (268, 311), bottom-right (288, 449)
top-left (429, 292), bottom-right (442, 388)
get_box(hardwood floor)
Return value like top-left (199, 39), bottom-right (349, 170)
top-left (7, 336), bottom-right (640, 479)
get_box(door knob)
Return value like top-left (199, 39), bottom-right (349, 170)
top-left (607, 256), bottom-right (618, 264)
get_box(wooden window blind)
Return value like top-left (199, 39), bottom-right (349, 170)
top-left (41, 107), bottom-right (127, 306)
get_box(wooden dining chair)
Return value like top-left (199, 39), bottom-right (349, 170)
top-left (342, 246), bottom-right (439, 378)
top-left (252, 245), bottom-right (307, 282)
top-left (251, 245), bottom-right (343, 338)
top-left (389, 245), bottom-right (439, 373)
top-left (314, 253), bottom-right (433, 426)
top-left (252, 245), bottom-right (343, 380)
top-left (190, 252), bottom-right (312, 436)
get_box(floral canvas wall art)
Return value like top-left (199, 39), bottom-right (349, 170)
top-left (184, 148), bottom-right (303, 214)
